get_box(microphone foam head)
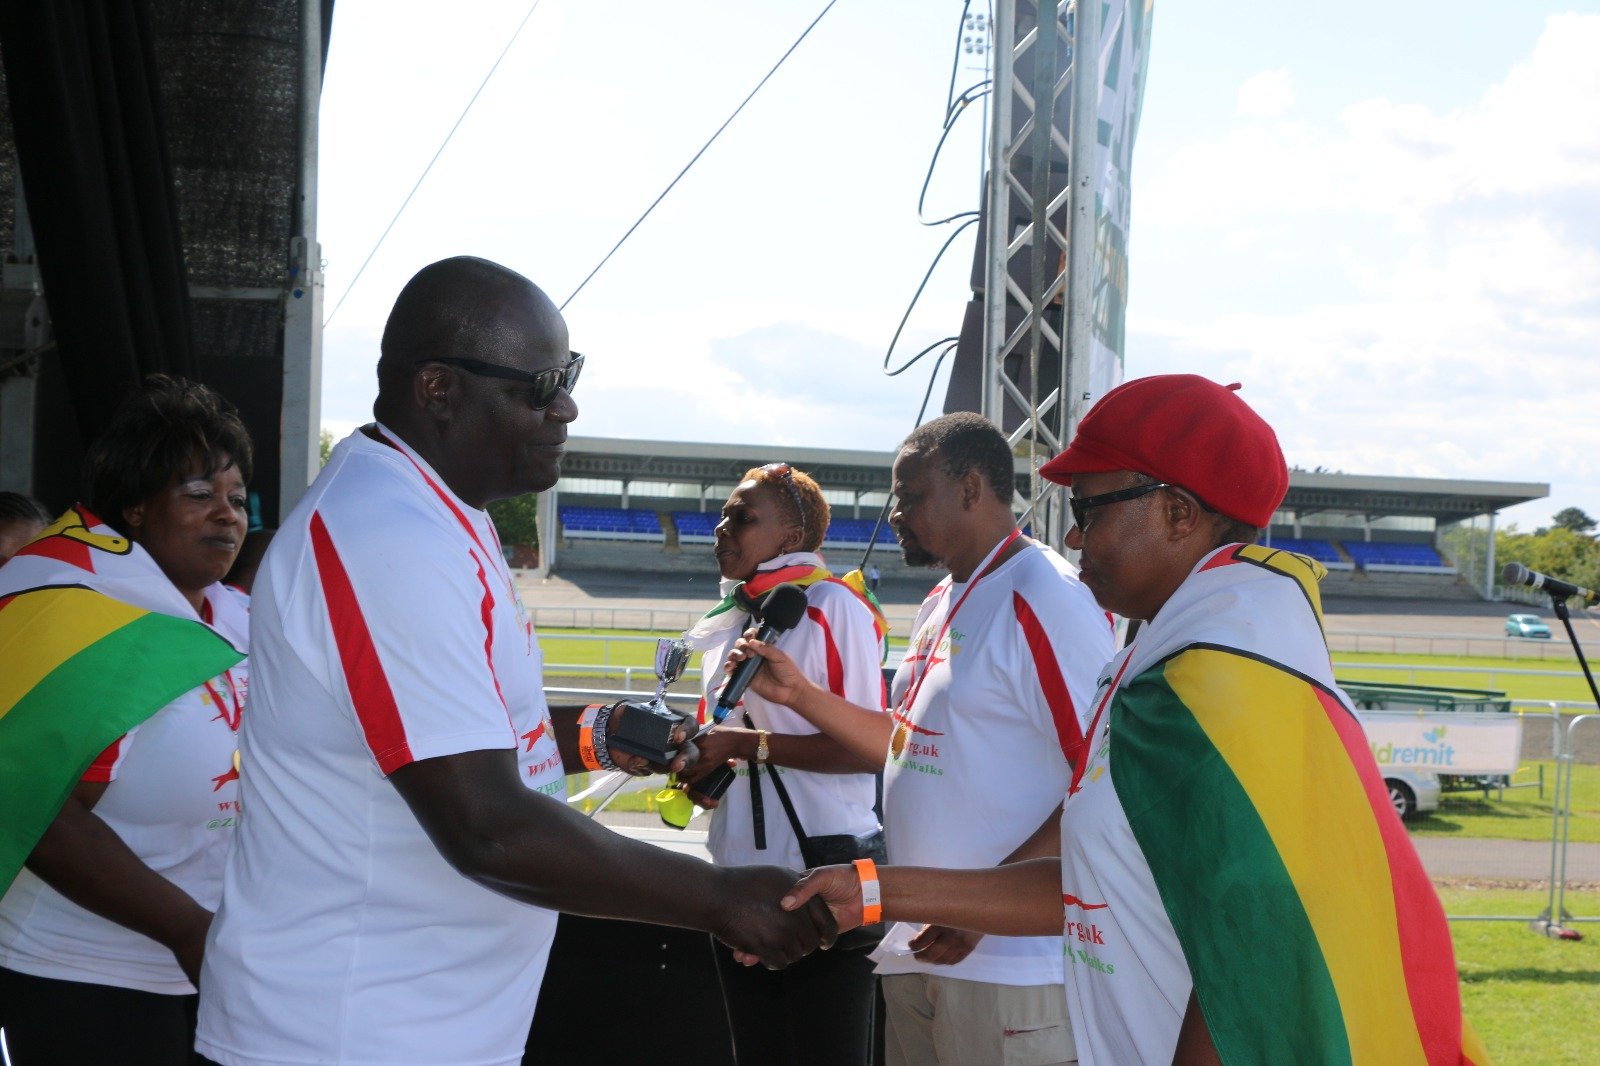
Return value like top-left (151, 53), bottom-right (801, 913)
top-left (759, 584), bottom-right (810, 632)
top-left (1501, 562), bottom-right (1528, 585)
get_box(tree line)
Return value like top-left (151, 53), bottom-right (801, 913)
top-left (1496, 507), bottom-right (1600, 591)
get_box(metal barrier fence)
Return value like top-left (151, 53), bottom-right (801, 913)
top-left (1545, 713), bottom-right (1600, 934)
top-left (543, 685), bottom-right (1600, 936)
top-left (533, 611), bottom-right (1597, 659)
top-left (535, 630), bottom-right (1595, 697)
top-left (1327, 628), bottom-right (1598, 660)
top-left (532, 605), bottom-right (702, 634)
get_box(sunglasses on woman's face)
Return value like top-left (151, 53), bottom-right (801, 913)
top-left (416, 351), bottom-right (584, 410)
top-left (1068, 481), bottom-right (1172, 533)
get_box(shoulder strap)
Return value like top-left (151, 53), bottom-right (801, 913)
top-left (742, 711), bottom-right (809, 845)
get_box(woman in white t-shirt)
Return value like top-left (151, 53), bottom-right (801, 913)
top-left (0, 377), bottom-right (253, 1065)
top-left (677, 463), bottom-right (888, 1066)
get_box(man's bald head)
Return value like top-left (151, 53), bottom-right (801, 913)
top-left (376, 257), bottom-right (563, 400)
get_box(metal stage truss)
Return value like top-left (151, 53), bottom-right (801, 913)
top-left (981, 0), bottom-right (1098, 547)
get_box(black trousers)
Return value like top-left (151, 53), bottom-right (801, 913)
top-left (0, 966), bottom-right (202, 1066)
top-left (712, 938), bottom-right (877, 1066)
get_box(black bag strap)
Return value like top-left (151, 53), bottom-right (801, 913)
top-left (744, 710), bottom-right (810, 844)
top-left (744, 712), bottom-right (768, 850)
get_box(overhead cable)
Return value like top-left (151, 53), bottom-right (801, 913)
top-left (855, 3), bottom-right (993, 571)
top-left (559, 0), bottom-right (842, 312)
top-left (325, 0), bottom-right (546, 325)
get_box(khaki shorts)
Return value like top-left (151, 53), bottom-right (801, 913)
top-left (881, 973), bottom-right (1076, 1065)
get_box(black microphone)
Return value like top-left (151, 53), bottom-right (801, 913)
top-left (695, 583), bottom-right (810, 801)
top-left (712, 583), bottom-right (809, 721)
top-left (1501, 562), bottom-right (1600, 607)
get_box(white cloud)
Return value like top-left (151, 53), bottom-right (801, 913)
top-left (1143, 15), bottom-right (1600, 227)
top-left (1236, 68), bottom-right (1294, 118)
top-left (1129, 14), bottom-right (1600, 526)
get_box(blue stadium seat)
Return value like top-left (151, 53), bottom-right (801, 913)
top-left (673, 511), bottom-right (717, 543)
top-left (560, 506), bottom-right (665, 543)
top-left (1341, 541), bottom-right (1448, 569)
top-left (1266, 537), bottom-right (1343, 565)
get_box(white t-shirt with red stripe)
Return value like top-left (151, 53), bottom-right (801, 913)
top-left (196, 426), bottom-right (566, 1066)
top-left (0, 584), bottom-right (248, 995)
top-left (698, 575), bottom-right (885, 870)
top-left (873, 540), bottom-right (1112, 986)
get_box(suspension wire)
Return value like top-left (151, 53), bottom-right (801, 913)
top-left (855, 342), bottom-right (958, 572)
top-left (880, 216), bottom-right (980, 376)
top-left (944, 0), bottom-right (975, 119)
top-left (917, 83), bottom-right (991, 225)
top-left (856, 4), bottom-right (992, 575)
top-left (560, 0), bottom-right (841, 312)
top-left (325, 0), bottom-right (546, 326)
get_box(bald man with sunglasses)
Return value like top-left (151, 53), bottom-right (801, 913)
top-left (196, 257), bottom-right (836, 1066)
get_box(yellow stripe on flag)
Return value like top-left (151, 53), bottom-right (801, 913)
top-left (1234, 543), bottom-right (1327, 628)
top-left (0, 588), bottom-right (149, 720)
top-left (1165, 651), bottom-right (1428, 1066)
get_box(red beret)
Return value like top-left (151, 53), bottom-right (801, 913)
top-left (1039, 374), bottom-right (1288, 528)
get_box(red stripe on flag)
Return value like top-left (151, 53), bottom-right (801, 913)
top-left (17, 534), bottom-right (95, 572)
top-left (1013, 591), bottom-right (1084, 771)
top-left (806, 605), bottom-right (845, 696)
top-left (1315, 686), bottom-right (1463, 1063)
top-left (1198, 546), bottom-right (1242, 573)
top-left (310, 511), bottom-right (414, 773)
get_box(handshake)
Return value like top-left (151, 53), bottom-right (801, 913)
top-left (710, 863), bottom-right (872, 969)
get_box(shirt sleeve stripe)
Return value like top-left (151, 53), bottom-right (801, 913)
top-left (310, 511), bottom-right (415, 774)
top-left (81, 734), bottom-right (128, 782)
top-left (469, 552), bottom-right (510, 716)
top-left (806, 604), bottom-right (846, 697)
top-left (1013, 590), bottom-right (1085, 772)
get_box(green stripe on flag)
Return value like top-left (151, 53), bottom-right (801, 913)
top-left (0, 612), bottom-right (243, 893)
top-left (1111, 664), bottom-right (1351, 1066)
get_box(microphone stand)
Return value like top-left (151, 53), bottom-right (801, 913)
top-left (1549, 595), bottom-right (1600, 710)
top-left (1536, 594), bottom-right (1595, 941)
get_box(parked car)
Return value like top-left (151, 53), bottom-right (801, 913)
top-left (1505, 613), bottom-right (1552, 639)
top-left (1348, 707), bottom-right (1442, 821)
top-left (1381, 766), bottom-right (1441, 821)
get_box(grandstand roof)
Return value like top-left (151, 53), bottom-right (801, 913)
top-left (558, 437), bottom-right (1547, 520)
top-left (559, 436), bottom-right (902, 494)
top-left (1283, 471), bottom-right (1547, 522)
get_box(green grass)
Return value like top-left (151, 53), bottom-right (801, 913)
top-left (539, 627), bottom-right (909, 675)
top-left (542, 631), bottom-right (1600, 842)
top-left (1443, 888), bottom-right (1600, 1065)
top-left (1333, 650), bottom-right (1592, 703)
top-left (539, 628), bottom-right (1596, 700)
top-left (1407, 762), bottom-right (1600, 844)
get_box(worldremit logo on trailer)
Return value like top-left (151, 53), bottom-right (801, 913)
top-left (1371, 725), bottom-right (1455, 768)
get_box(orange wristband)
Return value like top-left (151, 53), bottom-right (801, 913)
top-left (854, 858), bottom-right (882, 926)
top-left (577, 704), bottom-right (603, 771)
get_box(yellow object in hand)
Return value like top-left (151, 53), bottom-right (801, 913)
top-left (656, 775), bottom-right (695, 829)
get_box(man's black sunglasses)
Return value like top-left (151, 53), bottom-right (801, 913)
top-left (417, 352), bottom-right (584, 409)
top-left (1068, 481), bottom-right (1173, 532)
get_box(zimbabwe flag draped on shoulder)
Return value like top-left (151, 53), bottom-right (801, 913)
top-left (0, 506), bottom-right (245, 894)
top-left (1109, 543), bottom-right (1488, 1065)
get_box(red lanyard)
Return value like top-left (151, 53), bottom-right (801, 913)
top-left (898, 528), bottom-right (1023, 715)
top-left (372, 426), bottom-right (525, 629)
top-left (197, 595), bottom-right (243, 731)
top-left (1068, 650), bottom-right (1136, 795)
top-left (203, 669), bottom-right (244, 732)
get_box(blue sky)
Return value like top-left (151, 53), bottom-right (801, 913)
top-left (317, 1), bottom-right (1600, 530)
